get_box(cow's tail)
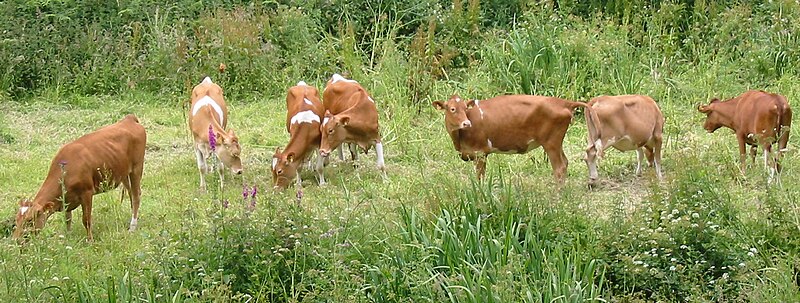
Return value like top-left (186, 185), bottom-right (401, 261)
top-left (584, 104), bottom-right (600, 150)
top-left (776, 99), bottom-right (792, 152)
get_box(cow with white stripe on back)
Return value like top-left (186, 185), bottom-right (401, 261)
top-left (272, 81), bottom-right (326, 190)
top-left (188, 77), bottom-right (242, 190)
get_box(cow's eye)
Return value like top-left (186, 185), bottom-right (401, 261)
top-left (328, 128), bottom-right (334, 134)
top-left (277, 169), bottom-right (283, 175)
top-left (450, 107), bottom-right (456, 113)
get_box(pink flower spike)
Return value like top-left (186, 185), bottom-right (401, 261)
top-left (242, 184), bottom-right (250, 200)
top-left (208, 124), bottom-right (216, 152)
top-left (251, 185), bottom-right (258, 199)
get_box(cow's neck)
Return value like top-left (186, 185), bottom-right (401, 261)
top-left (283, 130), bottom-right (317, 163)
top-left (32, 174), bottom-right (66, 211)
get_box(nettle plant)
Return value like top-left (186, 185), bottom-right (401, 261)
top-left (605, 172), bottom-right (760, 301)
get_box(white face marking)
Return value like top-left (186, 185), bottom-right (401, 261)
top-left (323, 117), bottom-right (330, 126)
top-left (192, 96), bottom-right (225, 126)
top-left (290, 110), bottom-right (321, 125)
top-left (455, 97), bottom-right (461, 102)
top-left (368, 96), bottom-right (374, 103)
top-left (331, 73), bottom-right (357, 84)
top-left (20, 206), bottom-right (29, 215)
top-left (272, 158), bottom-right (278, 170)
top-left (202, 77), bottom-right (213, 84)
top-left (297, 81), bottom-right (307, 86)
top-left (304, 98), bottom-right (313, 105)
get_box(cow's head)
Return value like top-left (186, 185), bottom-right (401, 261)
top-left (319, 111), bottom-right (349, 157)
top-left (697, 98), bottom-right (723, 133)
top-left (12, 199), bottom-right (55, 240)
top-left (433, 95), bottom-right (474, 133)
top-left (271, 147), bottom-right (298, 190)
top-left (214, 129), bottom-right (243, 174)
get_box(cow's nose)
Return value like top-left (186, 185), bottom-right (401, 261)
top-left (461, 120), bottom-right (472, 128)
top-left (233, 168), bottom-right (243, 175)
top-left (320, 150), bottom-right (330, 157)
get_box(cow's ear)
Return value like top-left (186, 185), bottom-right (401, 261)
top-left (710, 98), bottom-right (720, 104)
top-left (286, 152), bottom-right (296, 163)
top-left (42, 201), bottom-right (55, 212)
top-left (697, 104), bottom-right (711, 113)
top-left (432, 101), bottom-right (445, 110)
top-left (339, 116), bottom-right (350, 126)
top-left (274, 146), bottom-right (282, 155)
top-left (466, 100), bottom-right (477, 108)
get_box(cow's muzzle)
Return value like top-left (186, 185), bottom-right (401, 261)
top-left (461, 120), bottom-right (472, 128)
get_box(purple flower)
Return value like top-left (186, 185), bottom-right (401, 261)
top-left (251, 185), bottom-right (258, 199)
top-left (208, 124), bottom-right (216, 152)
top-left (222, 199), bottom-right (229, 209)
top-left (242, 184), bottom-right (250, 200)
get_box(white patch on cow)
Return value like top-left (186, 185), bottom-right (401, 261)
top-left (323, 117), bottom-right (330, 125)
top-left (455, 97), bottom-right (461, 102)
top-left (304, 98), bottom-right (313, 105)
top-left (595, 139), bottom-right (603, 151)
top-left (780, 148), bottom-right (789, 152)
top-left (192, 96), bottom-right (225, 126)
top-left (20, 206), bottom-right (29, 215)
top-left (764, 149), bottom-right (769, 169)
top-left (129, 218), bottom-right (138, 228)
top-left (331, 73), bottom-right (357, 84)
top-left (487, 139), bottom-right (493, 149)
top-left (297, 81), bottom-right (307, 86)
top-left (291, 110), bottom-right (320, 125)
top-left (272, 158), bottom-right (278, 170)
top-left (375, 142), bottom-right (385, 169)
top-left (368, 96), bottom-right (374, 103)
top-left (202, 77), bottom-right (213, 84)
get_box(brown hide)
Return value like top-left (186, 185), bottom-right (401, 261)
top-left (13, 114), bottom-right (146, 241)
top-left (584, 95), bottom-right (665, 184)
top-left (698, 90), bottom-right (792, 174)
top-left (433, 94), bottom-right (585, 182)
top-left (272, 82), bottom-right (326, 189)
top-left (188, 77), bottom-right (242, 190)
top-left (320, 74), bottom-right (385, 170)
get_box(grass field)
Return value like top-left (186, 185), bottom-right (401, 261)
top-left (1, 76), bottom-right (798, 301)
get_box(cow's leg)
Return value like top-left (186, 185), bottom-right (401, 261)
top-left (749, 144), bottom-right (758, 164)
top-left (777, 125), bottom-right (790, 173)
top-left (375, 141), bottom-right (386, 171)
top-left (475, 155), bottom-right (487, 180)
top-left (128, 167), bottom-right (143, 232)
top-left (736, 133), bottom-right (748, 173)
top-left (65, 211), bottom-right (73, 231)
top-left (316, 150), bottom-right (326, 185)
top-left (585, 144), bottom-right (600, 185)
top-left (348, 143), bottom-right (359, 162)
top-left (337, 145), bottom-right (345, 161)
top-left (545, 146), bottom-right (567, 183)
top-left (653, 139), bottom-right (664, 181)
top-left (79, 192), bottom-right (94, 242)
top-left (194, 146), bottom-right (207, 190)
top-left (644, 147), bottom-right (655, 167)
top-left (635, 148), bottom-right (645, 176)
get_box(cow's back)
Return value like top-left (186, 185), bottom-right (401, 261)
top-left (323, 82), bottom-right (367, 114)
top-left (286, 85), bottom-right (324, 130)
top-left (53, 116), bottom-right (146, 192)
top-left (190, 81), bottom-right (229, 130)
top-left (734, 91), bottom-right (788, 137)
top-left (476, 95), bottom-right (575, 137)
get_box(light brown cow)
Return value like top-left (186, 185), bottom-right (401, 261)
top-left (272, 81), bottom-right (326, 190)
top-left (13, 114), bottom-right (146, 241)
top-left (188, 77), bottom-right (242, 190)
top-left (432, 94), bottom-right (586, 182)
top-left (584, 95), bottom-right (665, 185)
top-left (319, 74), bottom-right (385, 171)
top-left (698, 90), bottom-right (792, 177)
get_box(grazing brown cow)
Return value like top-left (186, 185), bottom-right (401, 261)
top-left (272, 81), bottom-right (326, 189)
top-left (698, 90), bottom-right (792, 177)
top-left (433, 94), bottom-right (586, 182)
top-left (319, 74), bottom-right (385, 171)
top-left (13, 114), bottom-right (146, 241)
top-left (584, 95), bottom-right (665, 185)
top-left (188, 77), bottom-right (242, 190)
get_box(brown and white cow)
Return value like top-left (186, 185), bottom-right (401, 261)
top-left (432, 94), bottom-right (586, 182)
top-left (319, 74), bottom-right (385, 171)
top-left (584, 95), bottom-right (665, 185)
top-left (698, 90), bottom-right (792, 176)
top-left (13, 114), bottom-right (146, 241)
top-left (272, 81), bottom-right (326, 190)
top-left (188, 77), bottom-right (243, 190)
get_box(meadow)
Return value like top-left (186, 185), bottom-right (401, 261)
top-left (1, 0), bottom-right (799, 302)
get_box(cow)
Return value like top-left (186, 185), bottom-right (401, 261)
top-left (272, 81), bottom-right (326, 190)
top-left (432, 94), bottom-right (586, 182)
top-left (697, 90), bottom-right (792, 177)
top-left (319, 74), bottom-right (385, 172)
top-left (583, 95), bottom-right (665, 186)
top-left (188, 77), bottom-right (243, 190)
top-left (13, 114), bottom-right (146, 241)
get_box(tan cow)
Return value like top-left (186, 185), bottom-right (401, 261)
top-left (698, 90), bottom-right (792, 177)
top-left (13, 114), bottom-right (146, 241)
top-left (584, 95), bottom-right (665, 185)
top-left (433, 94), bottom-right (586, 182)
top-left (319, 74), bottom-right (385, 171)
top-left (188, 77), bottom-right (242, 190)
top-left (272, 81), bottom-right (326, 190)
